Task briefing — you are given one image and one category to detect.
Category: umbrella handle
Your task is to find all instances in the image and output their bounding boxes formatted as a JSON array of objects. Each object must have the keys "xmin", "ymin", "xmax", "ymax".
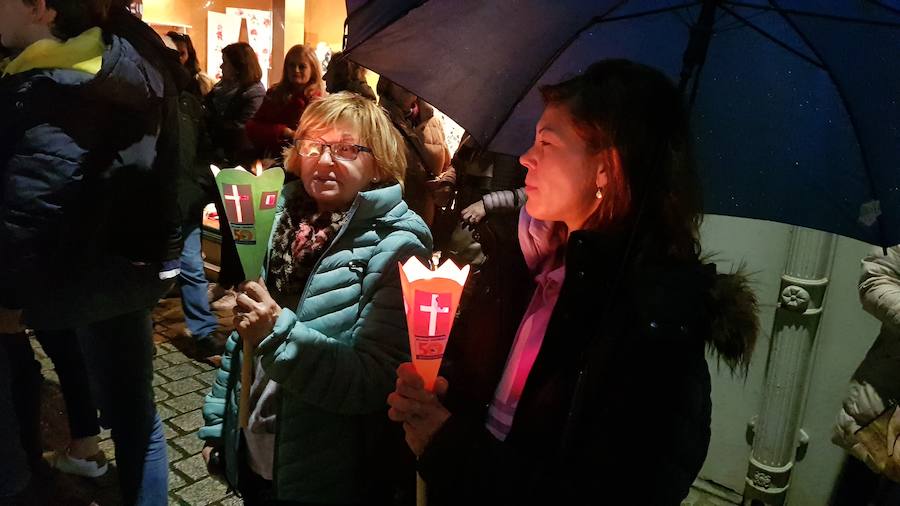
[{"xmin": 239, "ymin": 339, "xmax": 254, "ymax": 429}]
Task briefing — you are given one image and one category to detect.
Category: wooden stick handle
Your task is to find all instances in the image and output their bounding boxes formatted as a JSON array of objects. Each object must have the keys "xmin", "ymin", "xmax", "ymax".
[
  {"xmin": 239, "ymin": 338, "xmax": 253, "ymax": 429},
  {"xmin": 416, "ymin": 471, "xmax": 427, "ymax": 506}
]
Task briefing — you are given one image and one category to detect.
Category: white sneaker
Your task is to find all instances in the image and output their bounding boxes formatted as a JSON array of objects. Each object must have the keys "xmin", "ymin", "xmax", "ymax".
[{"xmin": 45, "ymin": 449, "xmax": 108, "ymax": 478}]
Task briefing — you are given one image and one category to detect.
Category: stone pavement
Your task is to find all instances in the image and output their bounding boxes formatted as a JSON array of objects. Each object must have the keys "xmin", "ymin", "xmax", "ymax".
[{"xmin": 32, "ymin": 294, "xmax": 239, "ymax": 506}]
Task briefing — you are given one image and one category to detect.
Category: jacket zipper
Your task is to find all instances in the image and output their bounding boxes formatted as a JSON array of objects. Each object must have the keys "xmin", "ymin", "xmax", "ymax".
[{"xmin": 271, "ymin": 195, "xmax": 362, "ymax": 494}]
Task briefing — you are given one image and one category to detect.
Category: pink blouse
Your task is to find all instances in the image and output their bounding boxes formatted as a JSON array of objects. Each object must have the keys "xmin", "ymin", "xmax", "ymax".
[{"xmin": 486, "ymin": 210, "xmax": 567, "ymax": 441}]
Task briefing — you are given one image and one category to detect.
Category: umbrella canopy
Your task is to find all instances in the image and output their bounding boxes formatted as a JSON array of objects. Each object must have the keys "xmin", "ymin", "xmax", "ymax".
[{"xmin": 345, "ymin": 0, "xmax": 900, "ymax": 246}]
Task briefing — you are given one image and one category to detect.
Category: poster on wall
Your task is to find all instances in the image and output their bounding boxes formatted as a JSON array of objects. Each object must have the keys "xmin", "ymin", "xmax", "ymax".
[
  {"xmin": 207, "ymin": 11, "xmax": 242, "ymax": 81},
  {"xmin": 225, "ymin": 8, "xmax": 274, "ymax": 86}
]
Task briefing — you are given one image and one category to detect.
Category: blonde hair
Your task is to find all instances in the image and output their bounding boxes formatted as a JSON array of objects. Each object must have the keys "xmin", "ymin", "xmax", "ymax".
[
  {"xmin": 273, "ymin": 44, "xmax": 324, "ymax": 100},
  {"xmin": 285, "ymin": 92, "xmax": 407, "ymax": 188}
]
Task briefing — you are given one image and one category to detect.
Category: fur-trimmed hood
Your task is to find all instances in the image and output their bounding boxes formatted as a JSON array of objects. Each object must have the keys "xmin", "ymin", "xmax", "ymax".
[{"xmin": 631, "ymin": 257, "xmax": 759, "ymax": 373}]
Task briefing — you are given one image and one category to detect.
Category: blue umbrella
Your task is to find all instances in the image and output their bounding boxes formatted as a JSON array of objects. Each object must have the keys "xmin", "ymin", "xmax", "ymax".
[{"xmin": 345, "ymin": 0, "xmax": 900, "ymax": 246}]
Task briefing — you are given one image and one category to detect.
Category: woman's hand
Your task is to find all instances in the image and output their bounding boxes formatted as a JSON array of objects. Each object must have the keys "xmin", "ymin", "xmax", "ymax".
[
  {"xmin": 387, "ymin": 362, "xmax": 451, "ymax": 456},
  {"xmin": 461, "ymin": 200, "xmax": 487, "ymax": 225},
  {"xmin": 233, "ymin": 279, "xmax": 282, "ymax": 347}
]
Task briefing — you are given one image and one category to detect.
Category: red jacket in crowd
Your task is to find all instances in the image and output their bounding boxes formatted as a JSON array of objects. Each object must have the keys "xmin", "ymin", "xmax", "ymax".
[{"xmin": 246, "ymin": 87, "xmax": 322, "ymax": 157}]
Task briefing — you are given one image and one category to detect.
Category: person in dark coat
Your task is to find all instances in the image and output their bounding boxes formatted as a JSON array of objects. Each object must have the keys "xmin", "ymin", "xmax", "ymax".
[
  {"xmin": 387, "ymin": 59, "xmax": 760, "ymax": 505},
  {"xmin": 165, "ymin": 31, "xmax": 214, "ymax": 96},
  {"xmin": 0, "ymin": 1, "xmax": 176, "ymax": 503},
  {"xmin": 377, "ymin": 77, "xmax": 454, "ymax": 227},
  {"xmin": 205, "ymin": 42, "xmax": 266, "ymax": 299},
  {"xmin": 205, "ymin": 41, "xmax": 266, "ymax": 168}
]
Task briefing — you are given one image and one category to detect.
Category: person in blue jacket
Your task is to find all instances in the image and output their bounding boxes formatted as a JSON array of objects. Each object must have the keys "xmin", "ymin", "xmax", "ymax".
[
  {"xmin": 0, "ymin": 1, "xmax": 181, "ymax": 503},
  {"xmin": 199, "ymin": 92, "xmax": 432, "ymax": 504}
]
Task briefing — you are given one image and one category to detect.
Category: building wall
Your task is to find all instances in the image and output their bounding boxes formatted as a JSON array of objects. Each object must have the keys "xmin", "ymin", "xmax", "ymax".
[
  {"xmin": 303, "ymin": 0, "xmax": 346, "ymax": 52},
  {"xmin": 697, "ymin": 215, "xmax": 880, "ymax": 505},
  {"xmin": 144, "ymin": 0, "xmax": 274, "ymax": 76},
  {"xmin": 143, "ymin": 0, "xmax": 344, "ymax": 86}
]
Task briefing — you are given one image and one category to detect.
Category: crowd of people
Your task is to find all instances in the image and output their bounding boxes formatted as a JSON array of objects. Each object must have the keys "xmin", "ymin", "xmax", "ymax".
[{"xmin": 0, "ymin": 1, "xmax": 774, "ymax": 505}]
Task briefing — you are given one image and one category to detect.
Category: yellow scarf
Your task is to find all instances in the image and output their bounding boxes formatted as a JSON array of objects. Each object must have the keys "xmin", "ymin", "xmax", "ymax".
[{"xmin": 4, "ymin": 27, "xmax": 105, "ymax": 77}]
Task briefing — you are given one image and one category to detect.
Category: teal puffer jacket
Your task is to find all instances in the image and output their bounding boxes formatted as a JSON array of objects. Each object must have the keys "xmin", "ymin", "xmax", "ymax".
[{"xmin": 199, "ymin": 182, "xmax": 432, "ymax": 502}]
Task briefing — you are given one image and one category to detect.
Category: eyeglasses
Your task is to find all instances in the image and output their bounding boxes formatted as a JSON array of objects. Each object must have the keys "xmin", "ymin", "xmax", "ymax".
[{"xmin": 294, "ymin": 139, "xmax": 372, "ymax": 161}]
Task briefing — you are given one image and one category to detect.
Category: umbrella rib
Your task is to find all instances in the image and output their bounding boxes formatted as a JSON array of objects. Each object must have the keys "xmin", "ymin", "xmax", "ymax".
[
  {"xmin": 483, "ymin": 0, "xmax": 702, "ymax": 148},
  {"xmin": 594, "ymin": 1, "xmax": 702, "ymax": 24},
  {"xmin": 728, "ymin": 1, "xmax": 900, "ymax": 28},
  {"xmin": 768, "ymin": 0, "xmax": 887, "ymax": 244},
  {"xmin": 718, "ymin": 4, "xmax": 825, "ymax": 69}
]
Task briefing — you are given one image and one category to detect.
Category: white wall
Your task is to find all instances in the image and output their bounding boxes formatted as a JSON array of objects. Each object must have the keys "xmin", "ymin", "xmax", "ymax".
[{"xmin": 696, "ymin": 216, "xmax": 881, "ymax": 505}]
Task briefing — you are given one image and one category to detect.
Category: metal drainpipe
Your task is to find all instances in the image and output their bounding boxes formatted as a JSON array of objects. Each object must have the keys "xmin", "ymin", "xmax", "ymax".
[{"xmin": 742, "ymin": 227, "xmax": 837, "ymax": 505}]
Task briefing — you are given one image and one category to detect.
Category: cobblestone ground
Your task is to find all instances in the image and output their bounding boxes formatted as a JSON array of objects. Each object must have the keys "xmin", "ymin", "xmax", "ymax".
[{"xmin": 32, "ymin": 294, "xmax": 239, "ymax": 506}]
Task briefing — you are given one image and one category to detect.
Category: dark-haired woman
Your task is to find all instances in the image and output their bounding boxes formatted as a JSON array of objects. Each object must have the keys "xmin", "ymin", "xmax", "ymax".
[
  {"xmin": 206, "ymin": 42, "xmax": 266, "ymax": 167},
  {"xmin": 166, "ymin": 31, "xmax": 214, "ymax": 96},
  {"xmin": 205, "ymin": 42, "xmax": 266, "ymax": 299},
  {"xmin": 387, "ymin": 59, "xmax": 760, "ymax": 505}
]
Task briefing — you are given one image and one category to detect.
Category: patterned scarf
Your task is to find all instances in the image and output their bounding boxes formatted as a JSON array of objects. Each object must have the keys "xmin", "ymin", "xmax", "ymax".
[{"xmin": 268, "ymin": 187, "xmax": 349, "ymax": 295}]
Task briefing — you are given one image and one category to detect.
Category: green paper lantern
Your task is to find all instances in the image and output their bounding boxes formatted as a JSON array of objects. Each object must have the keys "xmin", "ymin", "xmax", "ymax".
[{"xmin": 214, "ymin": 166, "xmax": 285, "ymax": 281}]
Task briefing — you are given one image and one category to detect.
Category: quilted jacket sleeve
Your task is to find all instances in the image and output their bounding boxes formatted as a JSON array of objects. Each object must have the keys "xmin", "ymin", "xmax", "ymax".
[
  {"xmin": 199, "ymin": 332, "xmax": 241, "ymax": 442},
  {"xmin": 256, "ymin": 231, "xmax": 429, "ymax": 414},
  {"xmin": 0, "ymin": 125, "xmax": 86, "ymax": 309},
  {"xmin": 859, "ymin": 246, "xmax": 900, "ymax": 329}
]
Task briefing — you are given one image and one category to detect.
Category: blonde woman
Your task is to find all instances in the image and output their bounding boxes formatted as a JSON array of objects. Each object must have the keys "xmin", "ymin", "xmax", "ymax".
[
  {"xmin": 200, "ymin": 92, "xmax": 432, "ymax": 504},
  {"xmin": 247, "ymin": 44, "xmax": 325, "ymax": 159}
]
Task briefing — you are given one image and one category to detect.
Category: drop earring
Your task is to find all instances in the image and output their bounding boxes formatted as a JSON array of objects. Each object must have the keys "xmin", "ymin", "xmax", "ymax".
[{"xmin": 595, "ymin": 188, "xmax": 603, "ymax": 200}]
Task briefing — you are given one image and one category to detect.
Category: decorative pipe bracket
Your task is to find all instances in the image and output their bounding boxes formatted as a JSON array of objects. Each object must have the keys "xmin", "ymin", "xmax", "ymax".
[{"xmin": 780, "ymin": 285, "xmax": 810, "ymax": 312}]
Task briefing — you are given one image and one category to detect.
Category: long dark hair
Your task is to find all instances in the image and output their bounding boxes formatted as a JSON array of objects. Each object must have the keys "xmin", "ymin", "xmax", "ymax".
[
  {"xmin": 222, "ymin": 42, "xmax": 262, "ymax": 88},
  {"xmin": 540, "ymin": 59, "xmax": 702, "ymax": 262},
  {"xmin": 166, "ymin": 31, "xmax": 201, "ymax": 75}
]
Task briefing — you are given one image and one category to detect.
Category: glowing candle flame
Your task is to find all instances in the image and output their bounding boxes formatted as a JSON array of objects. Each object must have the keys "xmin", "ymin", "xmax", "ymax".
[{"xmin": 254, "ymin": 161, "xmax": 264, "ymax": 177}]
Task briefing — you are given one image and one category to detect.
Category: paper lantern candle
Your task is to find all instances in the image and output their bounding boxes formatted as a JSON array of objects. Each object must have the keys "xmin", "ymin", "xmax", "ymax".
[
  {"xmin": 212, "ymin": 163, "xmax": 285, "ymax": 428},
  {"xmin": 398, "ymin": 257, "xmax": 470, "ymax": 391}
]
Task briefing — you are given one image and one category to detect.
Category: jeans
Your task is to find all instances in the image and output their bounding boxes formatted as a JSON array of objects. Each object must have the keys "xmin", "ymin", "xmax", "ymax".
[
  {"xmin": 34, "ymin": 328, "xmax": 100, "ymax": 439},
  {"xmin": 77, "ymin": 308, "xmax": 167, "ymax": 506},
  {"xmin": 0, "ymin": 334, "xmax": 41, "ymax": 497},
  {"xmin": 179, "ymin": 225, "xmax": 219, "ymax": 339}
]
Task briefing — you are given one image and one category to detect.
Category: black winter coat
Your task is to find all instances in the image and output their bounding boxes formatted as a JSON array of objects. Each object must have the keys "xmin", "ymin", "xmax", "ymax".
[
  {"xmin": 419, "ymin": 222, "xmax": 728, "ymax": 505},
  {"xmin": 0, "ymin": 32, "xmax": 170, "ymax": 327}
]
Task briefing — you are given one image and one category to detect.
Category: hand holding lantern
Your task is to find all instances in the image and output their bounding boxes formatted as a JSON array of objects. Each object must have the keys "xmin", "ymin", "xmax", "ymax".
[
  {"xmin": 212, "ymin": 163, "xmax": 285, "ymax": 429},
  {"xmin": 395, "ymin": 257, "xmax": 469, "ymax": 506},
  {"xmin": 387, "ymin": 362, "xmax": 450, "ymax": 456}
]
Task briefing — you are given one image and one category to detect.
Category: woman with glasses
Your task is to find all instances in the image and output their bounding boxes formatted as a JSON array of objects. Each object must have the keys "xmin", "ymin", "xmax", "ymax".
[{"xmin": 200, "ymin": 92, "xmax": 432, "ymax": 505}]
